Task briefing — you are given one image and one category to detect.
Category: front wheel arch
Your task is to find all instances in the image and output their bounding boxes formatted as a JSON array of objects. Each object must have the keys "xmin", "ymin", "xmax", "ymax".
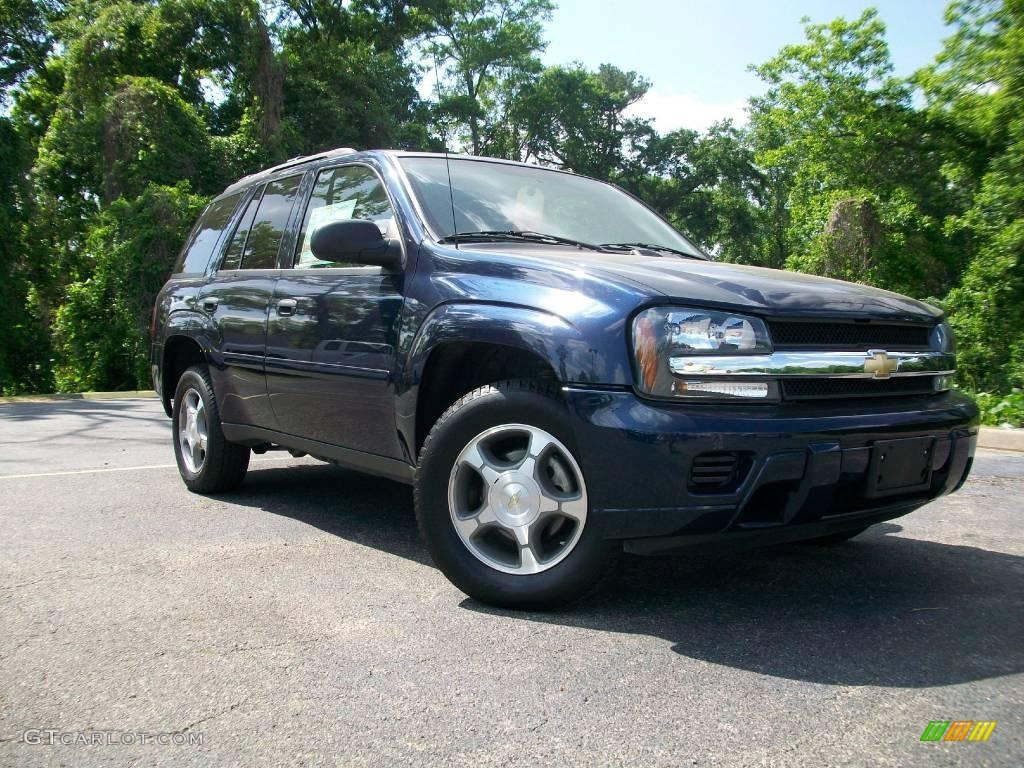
[{"xmin": 414, "ymin": 342, "xmax": 561, "ymax": 457}]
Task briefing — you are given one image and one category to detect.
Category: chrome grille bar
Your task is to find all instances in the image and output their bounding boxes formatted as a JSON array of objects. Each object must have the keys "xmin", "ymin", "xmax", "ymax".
[{"xmin": 669, "ymin": 350, "xmax": 955, "ymax": 380}]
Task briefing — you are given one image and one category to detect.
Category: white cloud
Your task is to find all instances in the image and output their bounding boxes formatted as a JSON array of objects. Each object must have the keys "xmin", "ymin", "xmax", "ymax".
[{"xmin": 627, "ymin": 88, "xmax": 748, "ymax": 133}]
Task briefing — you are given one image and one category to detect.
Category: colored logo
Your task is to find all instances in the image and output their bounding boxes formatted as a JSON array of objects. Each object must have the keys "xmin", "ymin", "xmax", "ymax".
[
  {"xmin": 920, "ymin": 721, "xmax": 997, "ymax": 742},
  {"xmin": 865, "ymin": 350, "xmax": 900, "ymax": 379}
]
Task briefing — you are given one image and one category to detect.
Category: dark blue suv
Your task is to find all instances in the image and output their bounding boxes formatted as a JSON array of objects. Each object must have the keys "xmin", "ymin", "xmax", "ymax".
[{"xmin": 152, "ymin": 148, "xmax": 978, "ymax": 609}]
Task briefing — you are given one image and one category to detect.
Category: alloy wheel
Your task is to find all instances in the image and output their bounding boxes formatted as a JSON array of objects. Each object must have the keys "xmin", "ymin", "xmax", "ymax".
[
  {"xmin": 178, "ymin": 388, "xmax": 209, "ymax": 474},
  {"xmin": 447, "ymin": 423, "xmax": 588, "ymax": 575}
]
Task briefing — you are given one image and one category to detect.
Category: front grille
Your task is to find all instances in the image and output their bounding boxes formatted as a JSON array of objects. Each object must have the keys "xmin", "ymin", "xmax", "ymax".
[
  {"xmin": 782, "ymin": 376, "xmax": 936, "ymax": 401},
  {"xmin": 689, "ymin": 452, "xmax": 751, "ymax": 493},
  {"xmin": 768, "ymin": 321, "xmax": 931, "ymax": 349}
]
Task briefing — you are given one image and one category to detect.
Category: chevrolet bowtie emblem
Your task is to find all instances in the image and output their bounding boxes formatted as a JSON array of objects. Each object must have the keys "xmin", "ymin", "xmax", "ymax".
[{"xmin": 865, "ymin": 350, "xmax": 900, "ymax": 379}]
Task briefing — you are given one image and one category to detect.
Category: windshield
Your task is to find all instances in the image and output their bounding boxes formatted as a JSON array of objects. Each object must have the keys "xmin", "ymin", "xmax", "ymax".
[{"xmin": 399, "ymin": 157, "xmax": 702, "ymax": 257}]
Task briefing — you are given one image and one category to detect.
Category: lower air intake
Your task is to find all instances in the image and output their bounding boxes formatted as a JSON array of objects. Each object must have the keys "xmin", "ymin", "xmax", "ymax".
[{"xmin": 688, "ymin": 452, "xmax": 751, "ymax": 494}]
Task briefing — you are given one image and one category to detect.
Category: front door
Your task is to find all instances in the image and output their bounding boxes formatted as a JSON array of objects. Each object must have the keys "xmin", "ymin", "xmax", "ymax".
[
  {"xmin": 265, "ymin": 164, "xmax": 406, "ymax": 459},
  {"xmin": 198, "ymin": 173, "xmax": 305, "ymax": 429}
]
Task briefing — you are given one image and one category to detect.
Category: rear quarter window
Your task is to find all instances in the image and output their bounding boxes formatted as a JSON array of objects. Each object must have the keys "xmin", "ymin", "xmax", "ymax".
[{"xmin": 173, "ymin": 192, "xmax": 243, "ymax": 274}]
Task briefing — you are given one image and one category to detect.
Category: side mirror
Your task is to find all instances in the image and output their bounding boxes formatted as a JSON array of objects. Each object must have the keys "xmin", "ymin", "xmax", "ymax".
[{"xmin": 310, "ymin": 219, "xmax": 402, "ymax": 268}]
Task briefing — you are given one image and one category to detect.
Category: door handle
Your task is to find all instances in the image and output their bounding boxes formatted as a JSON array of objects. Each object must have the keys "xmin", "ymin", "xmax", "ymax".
[
  {"xmin": 201, "ymin": 297, "xmax": 219, "ymax": 313},
  {"xmin": 276, "ymin": 298, "xmax": 297, "ymax": 316}
]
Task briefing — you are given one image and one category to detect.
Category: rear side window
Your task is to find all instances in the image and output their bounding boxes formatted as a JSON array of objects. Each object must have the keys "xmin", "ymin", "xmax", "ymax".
[
  {"xmin": 220, "ymin": 192, "xmax": 261, "ymax": 271},
  {"xmin": 173, "ymin": 192, "xmax": 243, "ymax": 274},
  {"xmin": 238, "ymin": 174, "xmax": 304, "ymax": 269}
]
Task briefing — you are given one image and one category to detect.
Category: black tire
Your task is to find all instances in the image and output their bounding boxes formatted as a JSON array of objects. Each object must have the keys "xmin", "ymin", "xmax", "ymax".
[
  {"xmin": 799, "ymin": 526, "xmax": 869, "ymax": 546},
  {"xmin": 415, "ymin": 380, "xmax": 617, "ymax": 610},
  {"xmin": 172, "ymin": 364, "xmax": 250, "ymax": 493}
]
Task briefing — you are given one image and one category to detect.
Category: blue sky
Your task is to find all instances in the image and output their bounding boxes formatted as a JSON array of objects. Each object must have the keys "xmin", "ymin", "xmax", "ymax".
[{"xmin": 541, "ymin": 0, "xmax": 953, "ymax": 131}]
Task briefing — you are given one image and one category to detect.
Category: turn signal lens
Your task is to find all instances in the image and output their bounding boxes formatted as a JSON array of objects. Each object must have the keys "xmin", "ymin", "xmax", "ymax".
[{"xmin": 634, "ymin": 312, "xmax": 659, "ymax": 392}]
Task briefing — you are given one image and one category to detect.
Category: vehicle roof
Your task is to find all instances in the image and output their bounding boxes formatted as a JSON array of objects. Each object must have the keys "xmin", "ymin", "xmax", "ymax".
[{"xmin": 215, "ymin": 148, "xmax": 579, "ymax": 200}]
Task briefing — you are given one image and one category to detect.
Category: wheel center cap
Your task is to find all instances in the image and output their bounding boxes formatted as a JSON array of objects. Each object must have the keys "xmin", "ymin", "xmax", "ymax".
[{"xmin": 491, "ymin": 474, "xmax": 541, "ymax": 527}]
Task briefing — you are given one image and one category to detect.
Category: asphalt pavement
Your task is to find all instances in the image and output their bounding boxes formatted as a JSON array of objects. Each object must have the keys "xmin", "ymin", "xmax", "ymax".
[{"xmin": 1, "ymin": 397, "xmax": 1021, "ymax": 766}]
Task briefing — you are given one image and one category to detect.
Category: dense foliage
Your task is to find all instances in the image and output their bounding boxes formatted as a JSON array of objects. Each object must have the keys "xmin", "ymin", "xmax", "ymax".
[{"xmin": 1, "ymin": 1, "xmax": 1021, "ymax": 423}]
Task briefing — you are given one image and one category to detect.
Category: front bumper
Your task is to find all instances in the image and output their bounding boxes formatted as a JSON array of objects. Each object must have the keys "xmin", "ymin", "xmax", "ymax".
[{"xmin": 564, "ymin": 388, "xmax": 978, "ymax": 554}]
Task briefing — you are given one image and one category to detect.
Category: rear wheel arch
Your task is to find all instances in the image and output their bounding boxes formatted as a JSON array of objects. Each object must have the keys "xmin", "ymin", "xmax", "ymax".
[{"xmin": 161, "ymin": 335, "xmax": 207, "ymax": 416}]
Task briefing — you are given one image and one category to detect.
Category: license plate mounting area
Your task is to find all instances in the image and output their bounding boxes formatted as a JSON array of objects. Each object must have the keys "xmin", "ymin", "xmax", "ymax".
[{"xmin": 866, "ymin": 436, "xmax": 935, "ymax": 499}]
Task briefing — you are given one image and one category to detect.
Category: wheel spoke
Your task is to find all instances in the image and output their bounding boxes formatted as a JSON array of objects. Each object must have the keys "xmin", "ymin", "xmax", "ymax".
[
  {"xmin": 453, "ymin": 514, "xmax": 480, "ymax": 539},
  {"xmin": 559, "ymin": 495, "xmax": 587, "ymax": 522},
  {"xmin": 476, "ymin": 505, "xmax": 499, "ymax": 526},
  {"xmin": 537, "ymin": 494, "xmax": 560, "ymax": 514},
  {"xmin": 527, "ymin": 428, "xmax": 555, "ymax": 458},
  {"xmin": 460, "ymin": 443, "xmax": 500, "ymax": 486},
  {"xmin": 518, "ymin": 544, "xmax": 542, "ymax": 574},
  {"xmin": 509, "ymin": 523, "xmax": 531, "ymax": 548},
  {"xmin": 517, "ymin": 455, "xmax": 536, "ymax": 480},
  {"xmin": 455, "ymin": 502, "xmax": 500, "ymax": 538}
]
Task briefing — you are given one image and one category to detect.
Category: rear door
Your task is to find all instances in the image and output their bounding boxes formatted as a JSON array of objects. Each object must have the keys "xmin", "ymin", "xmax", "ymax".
[
  {"xmin": 265, "ymin": 164, "xmax": 406, "ymax": 458},
  {"xmin": 198, "ymin": 173, "xmax": 305, "ymax": 428}
]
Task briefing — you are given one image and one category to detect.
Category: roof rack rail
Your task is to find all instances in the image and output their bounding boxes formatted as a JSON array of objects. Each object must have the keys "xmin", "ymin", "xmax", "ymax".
[{"xmin": 224, "ymin": 147, "xmax": 358, "ymax": 193}]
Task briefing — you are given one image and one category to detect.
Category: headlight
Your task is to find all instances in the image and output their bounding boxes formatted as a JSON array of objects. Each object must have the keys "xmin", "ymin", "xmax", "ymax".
[
  {"xmin": 931, "ymin": 321, "xmax": 955, "ymax": 354},
  {"xmin": 632, "ymin": 307, "xmax": 774, "ymax": 400}
]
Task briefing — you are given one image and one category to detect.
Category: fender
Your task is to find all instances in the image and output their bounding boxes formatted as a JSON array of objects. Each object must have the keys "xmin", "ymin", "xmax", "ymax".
[
  {"xmin": 162, "ymin": 308, "xmax": 234, "ymax": 369},
  {"xmin": 402, "ymin": 301, "xmax": 599, "ymax": 386},
  {"xmin": 161, "ymin": 308, "xmax": 204, "ymax": 339},
  {"xmin": 394, "ymin": 301, "xmax": 626, "ymax": 456},
  {"xmin": 156, "ymin": 310, "xmax": 212, "ymax": 415}
]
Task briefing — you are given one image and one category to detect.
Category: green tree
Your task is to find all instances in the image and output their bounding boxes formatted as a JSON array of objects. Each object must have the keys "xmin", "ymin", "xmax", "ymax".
[
  {"xmin": 277, "ymin": 0, "xmax": 436, "ymax": 154},
  {"xmin": 422, "ymin": 0, "xmax": 553, "ymax": 154},
  {"xmin": 922, "ymin": 0, "xmax": 1024, "ymax": 392},
  {"xmin": 635, "ymin": 121, "xmax": 779, "ymax": 264},
  {"xmin": 0, "ymin": 116, "xmax": 55, "ymax": 394},
  {"xmin": 0, "ymin": 0, "xmax": 62, "ymax": 102},
  {"xmin": 749, "ymin": 10, "xmax": 958, "ymax": 296},
  {"xmin": 514, "ymin": 63, "xmax": 653, "ymax": 179},
  {"xmin": 52, "ymin": 183, "xmax": 205, "ymax": 391}
]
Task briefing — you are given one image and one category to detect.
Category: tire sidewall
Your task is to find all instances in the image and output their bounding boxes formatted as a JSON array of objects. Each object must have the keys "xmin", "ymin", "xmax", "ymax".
[
  {"xmin": 172, "ymin": 367, "xmax": 219, "ymax": 488},
  {"xmin": 416, "ymin": 385, "xmax": 612, "ymax": 609}
]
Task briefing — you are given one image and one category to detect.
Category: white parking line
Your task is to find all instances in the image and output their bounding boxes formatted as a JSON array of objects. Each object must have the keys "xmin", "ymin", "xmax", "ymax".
[{"xmin": 0, "ymin": 455, "xmax": 302, "ymax": 480}]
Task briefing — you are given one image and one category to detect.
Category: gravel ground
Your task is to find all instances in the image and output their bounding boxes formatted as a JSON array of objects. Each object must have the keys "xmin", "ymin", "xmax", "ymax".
[{"xmin": 1, "ymin": 398, "xmax": 1021, "ymax": 767}]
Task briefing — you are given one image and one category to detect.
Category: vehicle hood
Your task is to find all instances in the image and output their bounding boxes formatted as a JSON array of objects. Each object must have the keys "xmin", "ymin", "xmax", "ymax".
[{"xmin": 576, "ymin": 253, "xmax": 942, "ymax": 321}]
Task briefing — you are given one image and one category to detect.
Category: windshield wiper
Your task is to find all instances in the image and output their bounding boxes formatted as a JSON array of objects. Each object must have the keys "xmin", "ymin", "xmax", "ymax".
[
  {"xmin": 600, "ymin": 242, "xmax": 702, "ymax": 259},
  {"xmin": 439, "ymin": 230, "xmax": 607, "ymax": 252}
]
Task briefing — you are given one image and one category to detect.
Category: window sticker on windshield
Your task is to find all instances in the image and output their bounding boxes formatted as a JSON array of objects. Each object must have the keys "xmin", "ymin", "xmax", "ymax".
[{"xmin": 298, "ymin": 200, "xmax": 357, "ymax": 264}]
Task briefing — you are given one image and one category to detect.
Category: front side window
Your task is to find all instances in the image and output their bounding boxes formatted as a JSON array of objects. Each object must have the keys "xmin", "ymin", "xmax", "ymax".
[
  {"xmin": 237, "ymin": 174, "xmax": 304, "ymax": 270},
  {"xmin": 294, "ymin": 165, "xmax": 396, "ymax": 268},
  {"xmin": 399, "ymin": 157, "xmax": 700, "ymax": 257},
  {"xmin": 174, "ymin": 192, "xmax": 243, "ymax": 274}
]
